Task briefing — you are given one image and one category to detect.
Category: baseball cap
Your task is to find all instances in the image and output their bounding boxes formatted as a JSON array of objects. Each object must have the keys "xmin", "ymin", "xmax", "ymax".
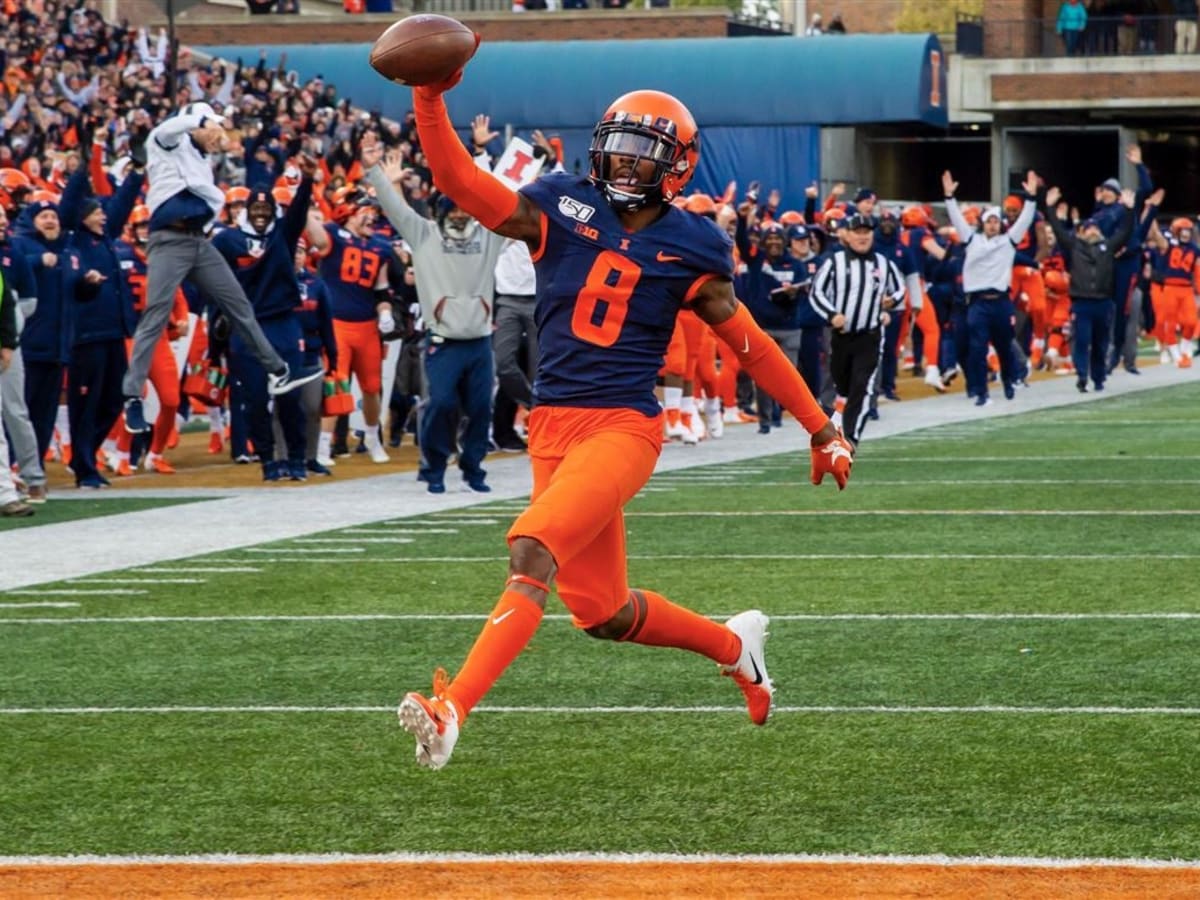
[
  {"xmin": 853, "ymin": 188, "xmax": 876, "ymax": 204},
  {"xmin": 180, "ymin": 101, "xmax": 228, "ymax": 126},
  {"xmin": 1100, "ymin": 178, "xmax": 1122, "ymax": 193},
  {"xmin": 787, "ymin": 224, "xmax": 809, "ymax": 241},
  {"xmin": 1081, "ymin": 217, "xmax": 1101, "ymax": 230}
]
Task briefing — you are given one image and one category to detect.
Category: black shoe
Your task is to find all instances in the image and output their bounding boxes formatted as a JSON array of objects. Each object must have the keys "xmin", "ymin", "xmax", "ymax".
[
  {"xmin": 1124, "ymin": 365, "xmax": 1140, "ymax": 375},
  {"xmin": 331, "ymin": 443, "xmax": 350, "ymax": 458},
  {"xmin": 262, "ymin": 460, "xmax": 285, "ymax": 482},
  {"xmin": 418, "ymin": 471, "xmax": 446, "ymax": 494},
  {"xmin": 1076, "ymin": 380, "xmax": 1088, "ymax": 394},
  {"xmin": 267, "ymin": 363, "xmax": 323, "ymax": 396},
  {"xmin": 883, "ymin": 390, "xmax": 902, "ymax": 401},
  {"xmin": 496, "ymin": 437, "xmax": 527, "ymax": 452},
  {"xmin": 123, "ymin": 397, "xmax": 151, "ymax": 434},
  {"xmin": 464, "ymin": 475, "xmax": 491, "ymax": 493},
  {"xmin": 1003, "ymin": 383, "xmax": 1015, "ymax": 400},
  {"xmin": 287, "ymin": 460, "xmax": 307, "ymax": 481},
  {"xmin": 866, "ymin": 408, "xmax": 880, "ymax": 420},
  {"xmin": 757, "ymin": 423, "xmax": 771, "ymax": 434},
  {"xmin": 306, "ymin": 458, "xmax": 333, "ymax": 476}
]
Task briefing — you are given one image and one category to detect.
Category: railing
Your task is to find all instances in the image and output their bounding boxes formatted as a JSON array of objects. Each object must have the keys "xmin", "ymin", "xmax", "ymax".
[
  {"xmin": 411, "ymin": 0, "xmax": 730, "ymax": 11},
  {"xmin": 970, "ymin": 15, "xmax": 1187, "ymax": 59}
]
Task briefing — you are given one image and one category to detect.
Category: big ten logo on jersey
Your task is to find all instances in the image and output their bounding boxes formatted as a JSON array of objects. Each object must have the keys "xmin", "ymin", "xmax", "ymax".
[
  {"xmin": 492, "ymin": 137, "xmax": 544, "ymax": 190},
  {"xmin": 575, "ymin": 222, "xmax": 599, "ymax": 241},
  {"xmin": 558, "ymin": 195, "xmax": 596, "ymax": 224},
  {"xmin": 339, "ymin": 245, "xmax": 382, "ymax": 288}
]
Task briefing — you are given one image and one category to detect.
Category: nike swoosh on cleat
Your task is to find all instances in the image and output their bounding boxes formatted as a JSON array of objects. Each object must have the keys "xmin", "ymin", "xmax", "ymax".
[
  {"xmin": 492, "ymin": 608, "xmax": 516, "ymax": 626},
  {"xmin": 749, "ymin": 656, "xmax": 764, "ymax": 686},
  {"xmin": 656, "ymin": 251, "xmax": 683, "ymax": 262}
]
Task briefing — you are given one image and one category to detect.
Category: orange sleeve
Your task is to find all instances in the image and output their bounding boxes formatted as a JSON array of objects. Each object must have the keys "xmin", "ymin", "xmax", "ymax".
[
  {"xmin": 412, "ymin": 90, "xmax": 519, "ymax": 231},
  {"xmin": 89, "ymin": 144, "xmax": 114, "ymax": 197},
  {"xmin": 709, "ymin": 302, "xmax": 829, "ymax": 435}
]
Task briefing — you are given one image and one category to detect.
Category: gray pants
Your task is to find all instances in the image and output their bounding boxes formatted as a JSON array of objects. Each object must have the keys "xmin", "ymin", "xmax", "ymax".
[
  {"xmin": 1119, "ymin": 287, "xmax": 1143, "ymax": 368},
  {"xmin": 492, "ymin": 293, "xmax": 537, "ymax": 407},
  {"xmin": 123, "ymin": 230, "xmax": 284, "ymax": 398},
  {"xmin": 273, "ymin": 375, "xmax": 322, "ymax": 460},
  {"xmin": 0, "ymin": 348, "xmax": 46, "ymax": 487},
  {"xmin": 756, "ymin": 328, "xmax": 802, "ymax": 424}
]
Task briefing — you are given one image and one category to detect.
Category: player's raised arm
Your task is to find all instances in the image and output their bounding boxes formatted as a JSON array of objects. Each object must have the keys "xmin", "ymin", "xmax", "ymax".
[
  {"xmin": 690, "ymin": 277, "xmax": 854, "ymax": 489},
  {"xmin": 409, "ymin": 71, "xmax": 542, "ymax": 245}
]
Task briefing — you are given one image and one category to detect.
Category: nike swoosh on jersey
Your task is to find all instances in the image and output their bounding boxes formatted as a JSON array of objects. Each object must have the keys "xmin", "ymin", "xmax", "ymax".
[
  {"xmin": 491, "ymin": 608, "xmax": 516, "ymax": 626},
  {"xmin": 656, "ymin": 251, "xmax": 683, "ymax": 262}
]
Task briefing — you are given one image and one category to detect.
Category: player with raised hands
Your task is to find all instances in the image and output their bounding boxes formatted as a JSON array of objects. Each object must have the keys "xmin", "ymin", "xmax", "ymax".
[{"xmin": 392, "ymin": 53, "xmax": 853, "ymax": 770}]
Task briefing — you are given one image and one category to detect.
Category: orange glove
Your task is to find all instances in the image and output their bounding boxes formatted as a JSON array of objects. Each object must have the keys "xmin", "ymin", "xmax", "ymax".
[{"xmin": 810, "ymin": 433, "xmax": 854, "ymax": 490}]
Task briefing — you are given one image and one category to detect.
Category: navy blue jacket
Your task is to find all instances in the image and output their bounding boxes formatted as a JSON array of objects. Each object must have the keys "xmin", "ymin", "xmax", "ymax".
[
  {"xmin": 60, "ymin": 167, "xmax": 144, "ymax": 345},
  {"xmin": 734, "ymin": 216, "xmax": 807, "ymax": 331},
  {"xmin": 212, "ymin": 176, "xmax": 313, "ymax": 321},
  {"xmin": 295, "ymin": 269, "xmax": 338, "ymax": 371},
  {"xmin": 11, "ymin": 204, "xmax": 92, "ymax": 364}
]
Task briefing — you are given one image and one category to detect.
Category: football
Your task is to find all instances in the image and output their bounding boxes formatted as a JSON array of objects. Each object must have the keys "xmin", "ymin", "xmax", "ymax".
[{"xmin": 368, "ymin": 14, "xmax": 479, "ymax": 87}]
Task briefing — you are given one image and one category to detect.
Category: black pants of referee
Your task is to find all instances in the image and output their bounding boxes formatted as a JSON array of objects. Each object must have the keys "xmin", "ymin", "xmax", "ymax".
[{"xmin": 830, "ymin": 327, "xmax": 884, "ymax": 446}]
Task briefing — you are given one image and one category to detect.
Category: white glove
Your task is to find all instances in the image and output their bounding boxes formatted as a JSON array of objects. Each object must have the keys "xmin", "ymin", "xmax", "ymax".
[{"xmin": 377, "ymin": 310, "xmax": 396, "ymax": 334}]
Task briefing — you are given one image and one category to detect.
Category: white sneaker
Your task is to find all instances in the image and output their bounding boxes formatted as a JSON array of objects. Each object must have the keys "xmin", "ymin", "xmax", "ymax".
[
  {"xmin": 705, "ymin": 410, "xmax": 724, "ymax": 439},
  {"xmin": 681, "ymin": 418, "xmax": 699, "ymax": 445},
  {"xmin": 720, "ymin": 610, "xmax": 773, "ymax": 725},
  {"xmin": 364, "ymin": 432, "xmax": 389, "ymax": 464},
  {"xmin": 398, "ymin": 668, "xmax": 460, "ymax": 770},
  {"xmin": 924, "ymin": 365, "xmax": 946, "ymax": 392},
  {"xmin": 315, "ymin": 454, "xmax": 336, "ymax": 468}
]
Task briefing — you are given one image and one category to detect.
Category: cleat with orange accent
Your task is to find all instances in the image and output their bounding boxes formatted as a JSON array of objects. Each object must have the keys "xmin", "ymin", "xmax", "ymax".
[
  {"xmin": 720, "ymin": 610, "xmax": 774, "ymax": 726},
  {"xmin": 397, "ymin": 667, "xmax": 461, "ymax": 770},
  {"xmin": 208, "ymin": 433, "xmax": 224, "ymax": 455},
  {"xmin": 61, "ymin": 444, "xmax": 72, "ymax": 466},
  {"xmin": 115, "ymin": 459, "xmax": 133, "ymax": 477},
  {"xmin": 145, "ymin": 454, "xmax": 176, "ymax": 474},
  {"xmin": 1179, "ymin": 355, "xmax": 1194, "ymax": 369}
]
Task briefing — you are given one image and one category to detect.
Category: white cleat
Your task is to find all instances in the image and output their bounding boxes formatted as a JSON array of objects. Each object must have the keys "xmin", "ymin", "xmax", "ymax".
[
  {"xmin": 924, "ymin": 365, "xmax": 946, "ymax": 393},
  {"xmin": 705, "ymin": 410, "xmax": 724, "ymax": 439},
  {"xmin": 364, "ymin": 433, "xmax": 390, "ymax": 464},
  {"xmin": 397, "ymin": 669, "xmax": 460, "ymax": 771},
  {"xmin": 720, "ymin": 610, "xmax": 774, "ymax": 725}
]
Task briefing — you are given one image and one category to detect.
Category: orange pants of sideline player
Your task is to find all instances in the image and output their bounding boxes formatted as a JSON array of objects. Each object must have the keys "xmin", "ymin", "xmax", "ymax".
[
  {"xmin": 333, "ymin": 319, "xmax": 383, "ymax": 394},
  {"xmin": 508, "ymin": 405, "xmax": 663, "ymax": 630}
]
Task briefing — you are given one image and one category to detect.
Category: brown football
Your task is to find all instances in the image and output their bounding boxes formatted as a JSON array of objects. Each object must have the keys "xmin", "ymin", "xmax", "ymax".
[{"xmin": 369, "ymin": 14, "xmax": 479, "ymax": 87}]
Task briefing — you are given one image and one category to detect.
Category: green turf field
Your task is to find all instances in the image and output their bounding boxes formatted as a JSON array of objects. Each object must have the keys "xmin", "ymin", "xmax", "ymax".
[
  {"xmin": 3, "ymin": 384, "xmax": 1200, "ymax": 859},
  {"xmin": 0, "ymin": 496, "xmax": 204, "ymax": 531}
]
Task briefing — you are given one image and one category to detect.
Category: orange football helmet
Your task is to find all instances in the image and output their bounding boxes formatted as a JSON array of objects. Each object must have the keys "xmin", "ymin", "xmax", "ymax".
[
  {"xmin": 129, "ymin": 204, "xmax": 151, "ymax": 226},
  {"xmin": 962, "ymin": 205, "xmax": 981, "ymax": 227},
  {"xmin": 1003, "ymin": 194, "xmax": 1023, "ymax": 212},
  {"xmin": 273, "ymin": 186, "xmax": 294, "ymax": 207},
  {"xmin": 1170, "ymin": 217, "xmax": 1193, "ymax": 237},
  {"xmin": 589, "ymin": 89, "xmax": 699, "ymax": 210},
  {"xmin": 225, "ymin": 186, "xmax": 251, "ymax": 206},
  {"xmin": 900, "ymin": 205, "xmax": 926, "ymax": 228},
  {"xmin": 778, "ymin": 210, "xmax": 804, "ymax": 226}
]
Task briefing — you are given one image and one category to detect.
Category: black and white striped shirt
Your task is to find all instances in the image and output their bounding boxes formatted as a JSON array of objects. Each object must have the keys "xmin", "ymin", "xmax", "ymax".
[{"xmin": 810, "ymin": 250, "xmax": 906, "ymax": 334}]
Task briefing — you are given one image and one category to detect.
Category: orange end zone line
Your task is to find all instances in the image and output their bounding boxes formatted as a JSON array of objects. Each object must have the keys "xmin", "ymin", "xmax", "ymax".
[{"xmin": 3, "ymin": 861, "xmax": 1200, "ymax": 899}]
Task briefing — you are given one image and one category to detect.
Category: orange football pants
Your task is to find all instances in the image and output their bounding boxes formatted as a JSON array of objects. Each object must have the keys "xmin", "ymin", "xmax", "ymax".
[
  {"xmin": 1154, "ymin": 282, "xmax": 1199, "ymax": 346},
  {"xmin": 914, "ymin": 290, "xmax": 940, "ymax": 370},
  {"xmin": 660, "ymin": 317, "xmax": 687, "ymax": 378},
  {"xmin": 1012, "ymin": 265, "xmax": 1047, "ymax": 345},
  {"xmin": 507, "ymin": 405, "xmax": 663, "ymax": 629},
  {"xmin": 333, "ymin": 319, "xmax": 383, "ymax": 394},
  {"xmin": 117, "ymin": 335, "xmax": 180, "ymax": 455},
  {"xmin": 1044, "ymin": 291, "xmax": 1072, "ymax": 357}
]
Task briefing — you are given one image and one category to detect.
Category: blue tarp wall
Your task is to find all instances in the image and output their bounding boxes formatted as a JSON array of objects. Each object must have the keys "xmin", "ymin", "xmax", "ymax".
[{"xmin": 199, "ymin": 34, "xmax": 946, "ymax": 213}]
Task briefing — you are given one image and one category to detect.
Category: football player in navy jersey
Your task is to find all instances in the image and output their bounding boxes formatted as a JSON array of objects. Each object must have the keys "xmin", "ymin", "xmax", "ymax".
[{"xmin": 395, "ymin": 66, "xmax": 853, "ymax": 770}]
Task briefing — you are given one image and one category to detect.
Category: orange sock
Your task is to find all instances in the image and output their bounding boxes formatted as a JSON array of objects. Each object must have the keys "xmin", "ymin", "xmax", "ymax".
[
  {"xmin": 619, "ymin": 589, "xmax": 739, "ymax": 666},
  {"xmin": 446, "ymin": 589, "xmax": 543, "ymax": 721}
]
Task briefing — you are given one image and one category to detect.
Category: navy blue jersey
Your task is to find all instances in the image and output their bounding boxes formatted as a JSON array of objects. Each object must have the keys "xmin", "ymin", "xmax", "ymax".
[{"xmin": 521, "ymin": 173, "xmax": 733, "ymax": 417}]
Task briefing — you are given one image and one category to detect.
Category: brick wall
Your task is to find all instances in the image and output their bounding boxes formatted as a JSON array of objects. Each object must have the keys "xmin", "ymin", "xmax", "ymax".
[
  {"xmin": 802, "ymin": 0, "xmax": 905, "ymax": 34},
  {"xmin": 992, "ymin": 70, "xmax": 1200, "ymax": 103},
  {"xmin": 982, "ymin": 0, "xmax": 1047, "ymax": 57},
  {"xmin": 114, "ymin": 4, "xmax": 729, "ymax": 44}
]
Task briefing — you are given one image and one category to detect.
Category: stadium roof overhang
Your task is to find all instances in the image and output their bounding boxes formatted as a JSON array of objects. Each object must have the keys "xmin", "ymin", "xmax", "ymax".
[{"xmin": 198, "ymin": 33, "xmax": 949, "ymax": 130}]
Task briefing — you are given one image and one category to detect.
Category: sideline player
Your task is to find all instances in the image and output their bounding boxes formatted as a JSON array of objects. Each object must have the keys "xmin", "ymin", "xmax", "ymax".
[{"xmin": 395, "ymin": 65, "xmax": 853, "ymax": 770}]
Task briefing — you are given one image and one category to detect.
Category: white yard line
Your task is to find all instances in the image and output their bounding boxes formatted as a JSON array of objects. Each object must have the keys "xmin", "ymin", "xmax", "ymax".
[
  {"xmin": 338, "ymin": 528, "xmax": 460, "ymax": 534},
  {"xmin": 289, "ymin": 537, "xmax": 415, "ymax": 544},
  {"xmin": 0, "ymin": 602, "xmax": 80, "ymax": 609},
  {"xmin": 0, "ymin": 851, "xmax": 1197, "ymax": 868},
  {"xmin": 1, "ymin": 363, "xmax": 1192, "ymax": 589},
  {"xmin": 132, "ymin": 567, "xmax": 261, "ymax": 574},
  {"xmin": 1, "ymin": 704, "xmax": 1197, "ymax": 716},
  {"xmin": 4, "ymin": 589, "xmax": 149, "ymax": 596},
  {"xmin": 3, "ymin": 611, "xmax": 1198, "ymax": 626},
  {"xmin": 68, "ymin": 578, "xmax": 207, "ymax": 585}
]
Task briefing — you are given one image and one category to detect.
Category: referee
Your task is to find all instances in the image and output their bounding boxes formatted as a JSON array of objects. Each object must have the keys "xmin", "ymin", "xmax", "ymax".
[
  {"xmin": 809, "ymin": 213, "xmax": 905, "ymax": 446},
  {"xmin": 942, "ymin": 168, "xmax": 1038, "ymax": 405}
]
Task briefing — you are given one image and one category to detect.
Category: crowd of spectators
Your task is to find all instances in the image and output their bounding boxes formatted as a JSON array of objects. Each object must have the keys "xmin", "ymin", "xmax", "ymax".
[
  {"xmin": 1, "ymin": 0, "xmax": 1196, "ymax": 518},
  {"xmin": 1052, "ymin": 0, "xmax": 1200, "ymax": 56}
]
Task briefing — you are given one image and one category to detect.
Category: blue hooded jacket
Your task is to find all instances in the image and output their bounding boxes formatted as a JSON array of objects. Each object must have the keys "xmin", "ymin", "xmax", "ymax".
[
  {"xmin": 11, "ymin": 200, "xmax": 91, "ymax": 364},
  {"xmin": 59, "ymin": 166, "xmax": 145, "ymax": 345}
]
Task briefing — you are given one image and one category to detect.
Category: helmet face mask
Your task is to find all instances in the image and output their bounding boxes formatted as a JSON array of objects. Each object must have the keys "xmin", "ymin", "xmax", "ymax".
[{"xmin": 588, "ymin": 90, "xmax": 698, "ymax": 214}]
